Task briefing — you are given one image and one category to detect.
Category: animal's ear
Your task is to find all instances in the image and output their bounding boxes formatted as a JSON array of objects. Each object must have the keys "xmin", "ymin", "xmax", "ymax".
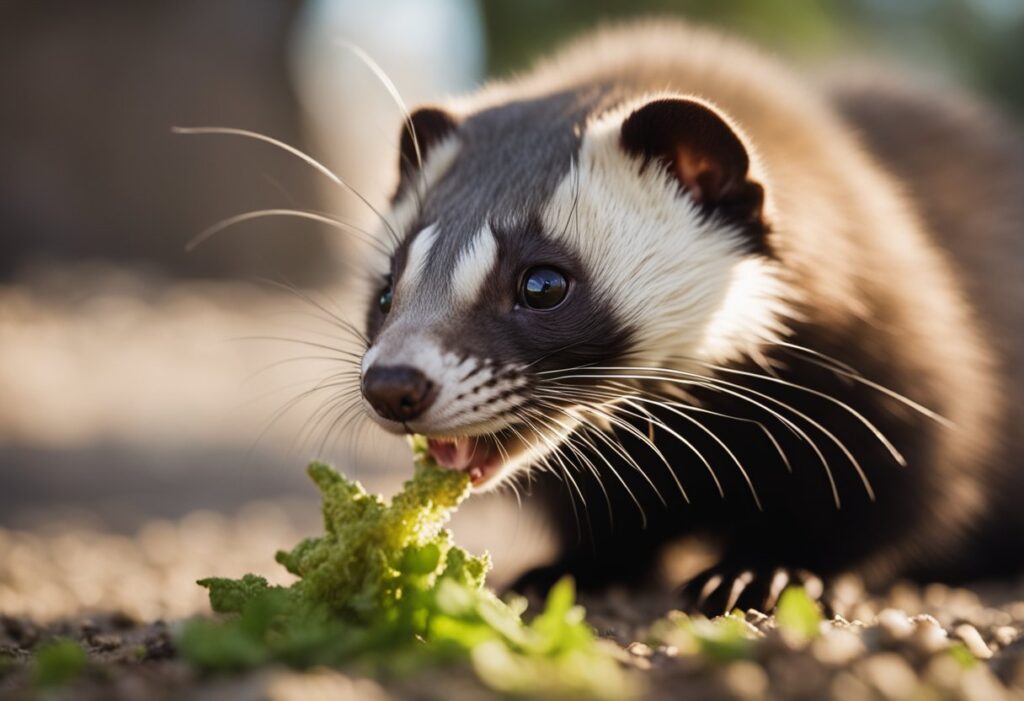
[
  {"xmin": 620, "ymin": 98, "xmax": 768, "ymax": 247},
  {"xmin": 398, "ymin": 107, "xmax": 458, "ymax": 181}
]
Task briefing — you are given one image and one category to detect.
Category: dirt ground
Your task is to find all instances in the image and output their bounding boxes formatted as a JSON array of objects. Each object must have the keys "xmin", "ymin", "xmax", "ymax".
[
  {"xmin": 3, "ymin": 281, "xmax": 1024, "ymax": 699},
  {"xmin": 3, "ymin": 510, "xmax": 1024, "ymax": 701}
]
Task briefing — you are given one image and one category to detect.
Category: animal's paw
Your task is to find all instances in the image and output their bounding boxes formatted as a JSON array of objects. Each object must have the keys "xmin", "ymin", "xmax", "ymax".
[{"xmin": 679, "ymin": 565, "xmax": 826, "ymax": 617}]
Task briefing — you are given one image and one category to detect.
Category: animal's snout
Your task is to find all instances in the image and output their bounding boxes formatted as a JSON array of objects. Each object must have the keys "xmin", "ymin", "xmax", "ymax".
[{"xmin": 362, "ymin": 364, "xmax": 437, "ymax": 423}]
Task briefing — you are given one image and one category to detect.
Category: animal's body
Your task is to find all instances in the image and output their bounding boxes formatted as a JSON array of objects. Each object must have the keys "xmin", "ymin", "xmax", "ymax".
[{"xmin": 356, "ymin": 21, "xmax": 1024, "ymax": 612}]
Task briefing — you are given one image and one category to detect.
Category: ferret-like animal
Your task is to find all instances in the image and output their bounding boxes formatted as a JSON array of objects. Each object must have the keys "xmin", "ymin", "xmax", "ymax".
[{"xmin": 357, "ymin": 21, "xmax": 1024, "ymax": 613}]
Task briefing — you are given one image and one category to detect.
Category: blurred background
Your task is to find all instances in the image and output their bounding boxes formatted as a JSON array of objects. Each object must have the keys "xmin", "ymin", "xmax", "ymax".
[{"xmin": 2, "ymin": 0, "xmax": 1022, "ymax": 621}]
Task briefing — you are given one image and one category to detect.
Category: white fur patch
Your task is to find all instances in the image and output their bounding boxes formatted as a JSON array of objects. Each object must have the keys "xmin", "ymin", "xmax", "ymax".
[
  {"xmin": 387, "ymin": 135, "xmax": 461, "ymax": 237},
  {"xmin": 541, "ymin": 97, "xmax": 792, "ymax": 369},
  {"xmin": 396, "ymin": 224, "xmax": 438, "ymax": 302},
  {"xmin": 370, "ymin": 135, "xmax": 462, "ymax": 276},
  {"xmin": 362, "ymin": 321, "xmax": 527, "ymax": 435},
  {"xmin": 451, "ymin": 224, "xmax": 498, "ymax": 308}
]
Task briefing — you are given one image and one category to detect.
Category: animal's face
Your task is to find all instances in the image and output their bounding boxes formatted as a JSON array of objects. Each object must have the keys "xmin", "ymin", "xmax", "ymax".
[{"xmin": 359, "ymin": 93, "xmax": 787, "ymax": 489}]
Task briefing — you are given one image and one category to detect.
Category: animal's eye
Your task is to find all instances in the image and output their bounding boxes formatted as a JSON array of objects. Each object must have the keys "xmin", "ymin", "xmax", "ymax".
[
  {"xmin": 379, "ymin": 285, "xmax": 393, "ymax": 314},
  {"xmin": 520, "ymin": 267, "xmax": 569, "ymax": 310}
]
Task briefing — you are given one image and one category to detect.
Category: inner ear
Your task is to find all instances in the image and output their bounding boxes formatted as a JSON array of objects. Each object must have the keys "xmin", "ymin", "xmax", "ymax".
[
  {"xmin": 398, "ymin": 107, "xmax": 458, "ymax": 181},
  {"xmin": 619, "ymin": 98, "xmax": 767, "ymax": 246}
]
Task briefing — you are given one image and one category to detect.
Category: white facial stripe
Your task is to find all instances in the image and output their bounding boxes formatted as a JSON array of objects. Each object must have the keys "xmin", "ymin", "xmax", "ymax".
[
  {"xmin": 540, "ymin": 97, "xmax": 791, "ymax": 368},
  {"xmin": 426, "ymin": 373, "xmax": 530, "ymax": 435},
  {"xmin": 451, "ymin": 225, "xmax": 499, "ymax": 308},
  {"xmin": 370, "ymin": 135, "xmax": 462, "ymax": 278},
  {"xmin": 362, "ymin": 322, "xmax": 528, "ymax": 434},
  {"xmin": 397, "ymin": 224, "xmax": 438, "ymax": 299}
]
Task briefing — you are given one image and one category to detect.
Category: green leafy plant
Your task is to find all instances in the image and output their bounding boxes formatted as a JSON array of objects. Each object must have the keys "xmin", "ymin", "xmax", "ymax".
[{"xmin": 179, "ymin": 441, "xmax": 635, "ymax": 699}]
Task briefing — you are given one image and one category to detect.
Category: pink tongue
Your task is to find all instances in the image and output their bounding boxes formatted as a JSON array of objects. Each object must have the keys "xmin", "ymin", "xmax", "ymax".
[{"xmin": 427, "ymin": 437, "xmax": 500, "ymax": 485}]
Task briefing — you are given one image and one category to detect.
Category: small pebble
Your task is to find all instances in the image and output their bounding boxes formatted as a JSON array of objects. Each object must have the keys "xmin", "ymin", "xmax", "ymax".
[
  {"xmin": 812, "ymin": 628, "xmax": 866, "ymax": 665},
  {"xmin": 852, "ymin": 602, "xmax": 877, "ymax": 624},
  {"xmin": 960, "ymin": 665, "xmax": 1009, "ymax": 701},
  {"xmin": 954, "ymin": 623, "xmax": 993, "ymax": 660},
  {"xmin": 830, "ymin": 671, "xmax": 875, "ymax": 701},
  {"xmin": 1008, "ymin": 601, "xmax": 1024, "ymax": 621},
  {"xmin": 888, "ymin": 582, "xmax": 922, "ymax": 614},
  {"xmin": 993, "ymin": 625, "xmax": 1018, "ymax": 648},
  {"xmin": 857, "ymin": 653, "xmax": 919, "ymax": 699},
  {"xmin": 722, "ymin": 660, "xmax": 769, "ymax": 700},
  {"xmin": 744, "ymin": 609, "xmax": 771, "ymax": 634},
  {"xmin": 626, "ymin": 641, "xmax": 652, "ymax": 657},
  {"xmin": 89, "ymin": 633, "xmax": 123, "ymax": 651},
  {"xmin": 877, "ymin": 608, "xmax": 914, "ymax": 641},
  {"xmin": 909, "ymin": 614, "xmax": 949, "ymax": 653},
  {"xmin": 924, "ymin": 653, "xmax": 966, "ymax": 689}
]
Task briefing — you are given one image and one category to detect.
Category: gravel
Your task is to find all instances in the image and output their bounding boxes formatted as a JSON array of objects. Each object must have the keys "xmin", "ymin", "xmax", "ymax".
[{"xmin": 3, "ymin": 510, "xmax": 1024, "ymax": 700}]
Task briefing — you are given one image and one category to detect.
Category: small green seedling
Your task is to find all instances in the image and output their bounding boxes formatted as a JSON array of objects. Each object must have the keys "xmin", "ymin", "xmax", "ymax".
[
  {"xmin": 180, "ymin": 440, "xmax": 635, "ymax": 699},
  {"xmin": 648, "ymin": 610, "xmax": 757, "ymax": 663},
  {"xmin": 774, "ymin": 586, "xmax": 823, "ymax": 644},
  {"xmin": 32, "ymin": 639, "xmax": 88, "ymax": 688}
]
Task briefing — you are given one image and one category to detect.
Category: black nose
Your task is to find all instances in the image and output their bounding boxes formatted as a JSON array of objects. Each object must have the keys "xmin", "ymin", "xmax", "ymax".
[{"xmin": 362, "ymin": 364, "xmax": 437, "ymax": 423}]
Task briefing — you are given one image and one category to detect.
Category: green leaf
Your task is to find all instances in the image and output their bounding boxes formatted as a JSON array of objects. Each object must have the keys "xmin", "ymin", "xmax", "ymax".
[
  {"xmin": 198, "ymin": 574, "xmax": 278, "ymax": 614},
  {"xmin": 775, "ymin": 586, "xmax": 822, "ymax": 642},
  {"xmin": 400, "ymin": 543, "xmax": 441, "ymax": 575}
]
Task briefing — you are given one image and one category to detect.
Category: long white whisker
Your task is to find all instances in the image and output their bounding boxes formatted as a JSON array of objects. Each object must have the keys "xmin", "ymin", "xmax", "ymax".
[
  {"xmin": 779, "ymin": 351, "xmax": 953, "ymax": 428},
  {"xmin": 771, "ymin": 340, "xmax": 861, "ymax": 375},
  {"xmin": 336, "ymin": 40, "xmax": 428, "ymax": 202},
  {"xmin": 258, "ymin": 277, "xmax": 371, "ymax": 346},
  {"xmin": 548, "ymin": 367, "xmax": 882, "ymax": 496},
  {"xmin": 514, "ymin": 412, "xmax": 589, "ymax": 541},
  {"xmin": 541, "ymin": 372, "xmax": 843, "ymax": 507},
  {"xmin": 539, "ymin": 384, "xmax": 724, "ymax": 500},
  {"xmin": 527, "ymin": 402, "xmax": 653, "ymax": 526},
  {"xmin": 184, "ymin": 208, "xmax": 389, "ymax": 255},
  {"xmin": 622, "ymin": 397, "xmax": 762, "ymax": 510},
  {"xmin": 172, "ymin": 126, "xmax": 400, "ymax": 244},
  {"xmin": 595, "ymin": 378, "xmax": 793, "ymax": 474},
  {"xmin": 519, "ymin": 407, "xmax": 615, "ymax": 530},
  {"xmin": 692, "ymin": 360, "xmax": 907, "ymax": 467},
  {"xmin": 534, "ymin": 389, "xmax": 691, "ymax": 502}
]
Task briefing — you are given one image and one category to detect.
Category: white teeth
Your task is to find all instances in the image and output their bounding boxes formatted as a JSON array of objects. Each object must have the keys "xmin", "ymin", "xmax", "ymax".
[{"xmin": 469, "ymin": 467, "xmax": 483, "ymax": 482}]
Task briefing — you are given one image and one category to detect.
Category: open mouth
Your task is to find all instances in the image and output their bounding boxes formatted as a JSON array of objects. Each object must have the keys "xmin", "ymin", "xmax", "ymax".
[{"xmin": 426, "ymin": 430, "xmax": 515, "ymax": 487}]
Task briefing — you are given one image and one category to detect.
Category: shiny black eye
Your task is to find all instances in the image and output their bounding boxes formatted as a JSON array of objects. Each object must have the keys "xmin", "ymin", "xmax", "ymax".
[
  {"xmin": 379, "ymin": 285, "xmax": 393, "ymax": 314},
  {"xmin": 520, "ymin": 266, "xmax": 569, "ymax": 310}
]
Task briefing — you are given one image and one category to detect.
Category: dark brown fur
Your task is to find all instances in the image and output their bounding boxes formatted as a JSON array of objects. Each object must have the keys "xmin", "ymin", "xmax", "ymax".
[{"xmin": 504, "ymin": 26, "xmax": 1024, "ymax": 608}]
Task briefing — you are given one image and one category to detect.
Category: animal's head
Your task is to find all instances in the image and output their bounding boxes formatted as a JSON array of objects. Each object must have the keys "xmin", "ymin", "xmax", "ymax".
[{"xmin": 359, "ymin": 91, "xmax": 789, "ymax": 489}]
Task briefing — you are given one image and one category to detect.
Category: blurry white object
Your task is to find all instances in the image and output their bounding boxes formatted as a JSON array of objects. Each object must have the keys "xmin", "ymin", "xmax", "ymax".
[{"xmin": 289, "ymin": 0, "xmax": 484, "ymax": 243}]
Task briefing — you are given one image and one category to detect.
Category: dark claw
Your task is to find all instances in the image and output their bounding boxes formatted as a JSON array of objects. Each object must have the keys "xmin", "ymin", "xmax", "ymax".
[{"xmin": 680, "ymin": 565, "xmax": 828, "ymax": 616}]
